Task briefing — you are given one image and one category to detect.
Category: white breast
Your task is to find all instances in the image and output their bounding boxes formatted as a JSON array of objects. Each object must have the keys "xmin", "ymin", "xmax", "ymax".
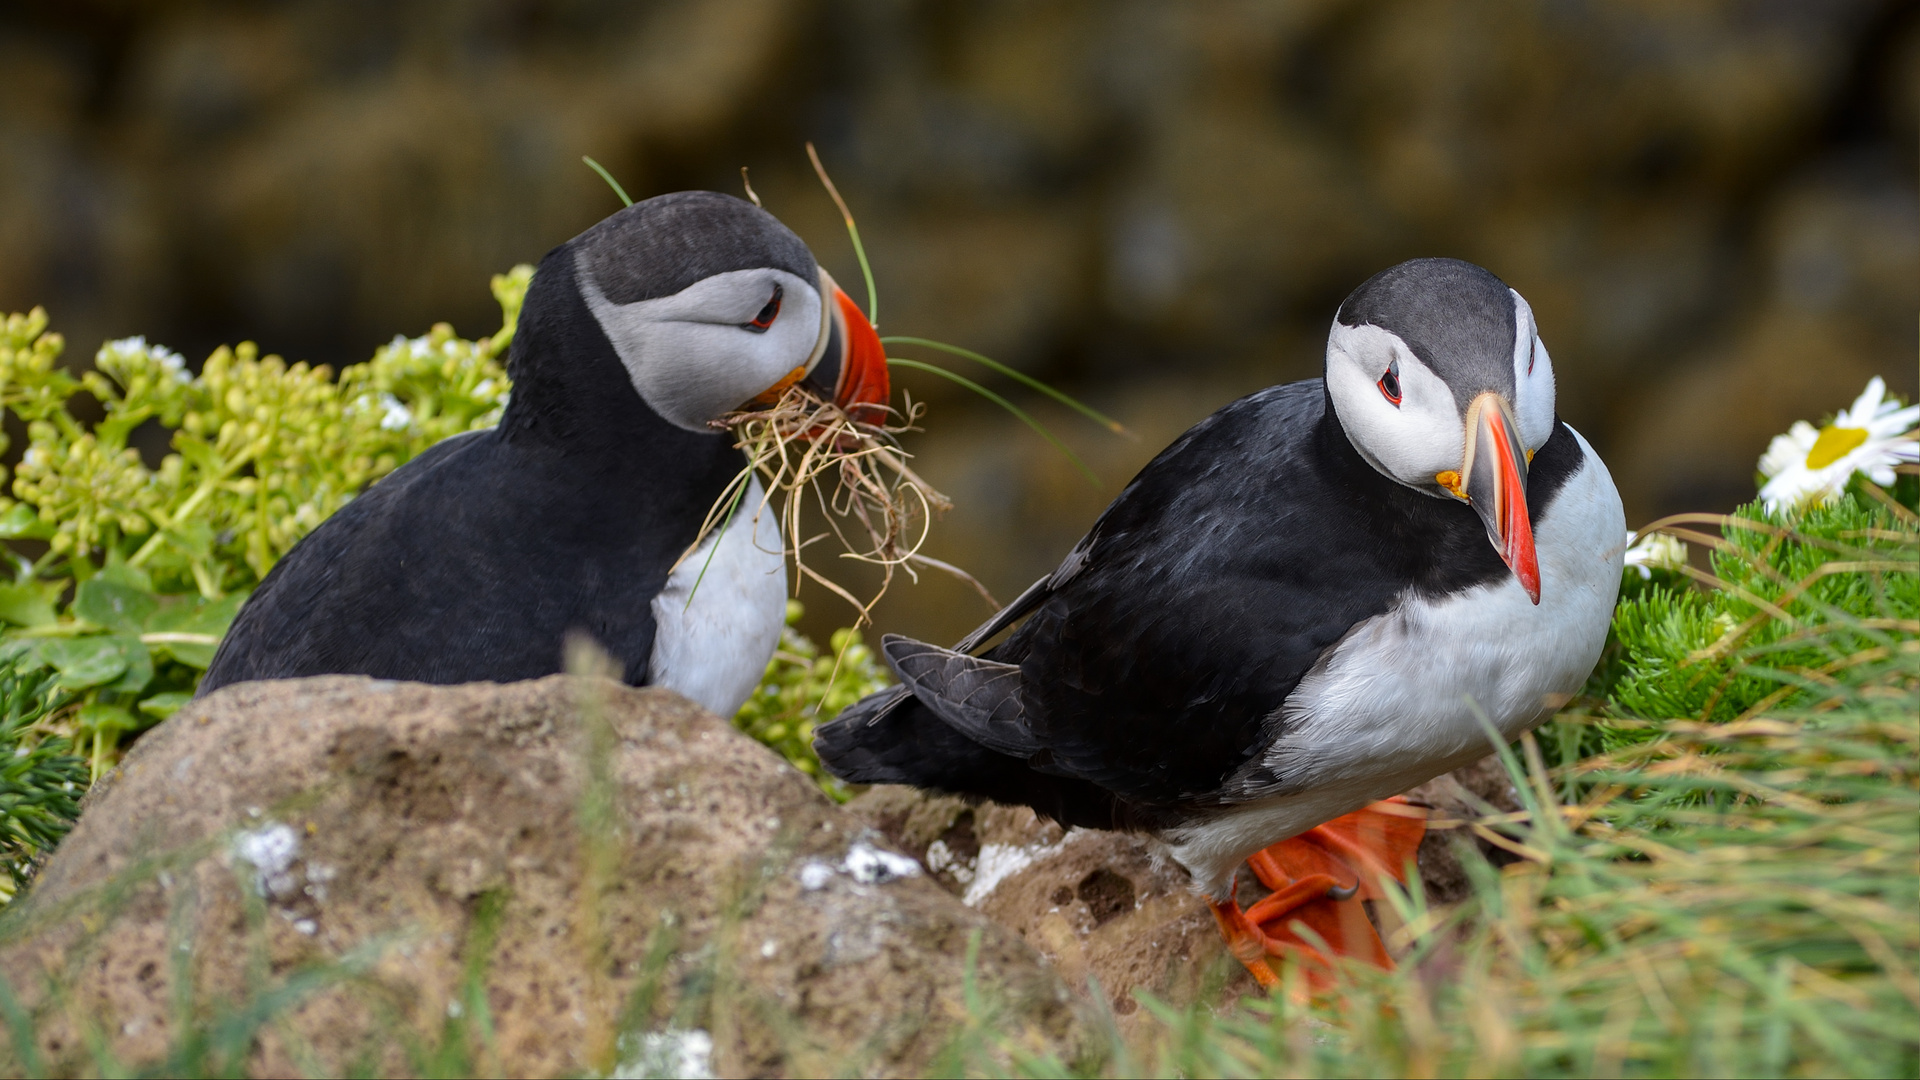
[
  {"xmin": 1164, "ymin": 427, "xmax": 1625, "ymax": 897},
  {"xmin": 648, "ymin": 477, "xmax": 788, "ymax": 717}
]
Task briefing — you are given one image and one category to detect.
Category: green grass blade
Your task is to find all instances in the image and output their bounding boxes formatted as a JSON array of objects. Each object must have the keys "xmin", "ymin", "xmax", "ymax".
[
  {"xmin": 581, "ymin": 156, "xmax": 633, "ymax": 208},
  {"xmin": 806, "ymin": 143, "xmax": 878, "ymax": 327},
  {"xmin": 887, "ymin": 358, "xmax": 1100, "ymax": 488},
  {"xmin": 882, "ymin": 335, "xmax": 1133, "ymax": 439},
  {"xmin": 686, "ymin": 474, "xmax": 751, "ymax": 610}
]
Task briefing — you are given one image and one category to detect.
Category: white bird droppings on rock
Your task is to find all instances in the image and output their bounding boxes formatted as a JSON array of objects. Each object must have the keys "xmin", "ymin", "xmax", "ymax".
[
  {"xmin": 963, "ymin": 840, "xmax": 1065, "ymax": 907},
  {"xmin": 923, "ymin": 839, "xmax": 975, "ymax": 884},
  {"xmin": 616, "ymin": 1027, "xmax": 714, "ymax": 1080},
  {"xmin": 841, "ymin": 841, "xmax": 919, "ymax": 885},
  {"xmin": 799, "ymin": 842, "xmax": 921, "ymax": 890},
  {"xmin": 233, "ymin": 822, "xmax": 300, "ymax": 897},
  {"xmin": 798, "ymin": 861, "xmax": 835, "ymax": 891}
]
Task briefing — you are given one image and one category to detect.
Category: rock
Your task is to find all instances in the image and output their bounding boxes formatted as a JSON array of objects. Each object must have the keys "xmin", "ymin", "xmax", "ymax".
[
  {"xmin": 848, "ymin": 788, "xmax": 1246, "ymax": 1026},
  {"xmin": 0, "ymin": 676, "xmax": 1081, "ymax": 1078},
  {"xmin": 848, "ymin": 754, "xmax": 1532, "ymax": 1023}
]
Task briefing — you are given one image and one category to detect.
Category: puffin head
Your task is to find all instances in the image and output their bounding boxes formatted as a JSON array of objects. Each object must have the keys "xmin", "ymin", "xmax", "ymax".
[
  {"xmin": 565, "ymin": 190, "xmax": 889, "ymax": 432},
  {"xmin": 1323, "ymin": 258, "xmax": 1555, "ymax": 604}
]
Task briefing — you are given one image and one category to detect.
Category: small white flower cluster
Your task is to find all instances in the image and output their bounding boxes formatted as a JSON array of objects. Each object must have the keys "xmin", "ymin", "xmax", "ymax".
[
  {"xmin": 1623, "ymin": 530, "xmax": 1688, "ymax": 579},
  {"xmin": 101, "ymin": 336, "xmax": 191, "ymax": 382},
  {"xmin": 1758, "ymin": 376, "xmax": 1918, "ymax": 512}
]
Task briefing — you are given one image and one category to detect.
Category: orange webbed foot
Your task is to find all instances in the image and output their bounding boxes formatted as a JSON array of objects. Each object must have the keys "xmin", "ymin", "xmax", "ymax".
[{"xmin": 1242, "ymin": 798, "xmax": 1429, "ymax": 976}]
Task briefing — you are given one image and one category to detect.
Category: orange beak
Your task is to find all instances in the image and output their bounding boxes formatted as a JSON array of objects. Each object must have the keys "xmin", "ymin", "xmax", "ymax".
[
  {"xmin": 827, "ymin": 284, "xmax": 890, "ymax": 425},
  {"xmin": 1461, "ymin": 393, "xmax": 1540, "ymax": 604}
]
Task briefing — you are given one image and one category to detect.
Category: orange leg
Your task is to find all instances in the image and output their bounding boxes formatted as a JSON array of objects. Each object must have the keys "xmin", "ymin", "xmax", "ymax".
[{"xmin": 1207, "ymin": 876, "xmax": 1280, "ymax": 989}]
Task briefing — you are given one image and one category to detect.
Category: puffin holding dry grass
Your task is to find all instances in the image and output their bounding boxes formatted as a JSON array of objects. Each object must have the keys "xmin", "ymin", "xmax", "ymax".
[
  {"xmin": 816, "ymin": 258, "xmax": 1625, "ymax": 986},
  {"xmin": 201, "ymin": 192, "xmax": 889, "ymax": 716}
]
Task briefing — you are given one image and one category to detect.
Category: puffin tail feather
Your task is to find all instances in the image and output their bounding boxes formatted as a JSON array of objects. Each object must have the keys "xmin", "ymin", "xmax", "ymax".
[
  {"xmin": 813, "ymin": 636, "xmax": 1132, "ymax": 832},
  {"xmin": 879, "ymin": 634, "xmax": 1042, "ymax": 759},
  {"xmin": 812, "ymin": 685, "xmax": 928, "ymax": 785}
]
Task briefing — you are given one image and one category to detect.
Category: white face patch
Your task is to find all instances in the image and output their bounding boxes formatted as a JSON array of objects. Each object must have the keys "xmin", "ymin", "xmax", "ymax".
[
  {"xmin": 1325, "ymin": 321, "xmax": 1465, "ymax": 495},
  {"xmin": 1509, "ymin": 288, "xmax": 1556, "ymax": 452},
  {"xmin": 578, "ymin": 258, "xmax": 825, "ymax": 433}
]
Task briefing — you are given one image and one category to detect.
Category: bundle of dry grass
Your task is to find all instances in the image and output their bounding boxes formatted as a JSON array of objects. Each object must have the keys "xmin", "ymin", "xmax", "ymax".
[{"xmin": 685, "ymin": 383, "xmax": 990, "ymax": 623}]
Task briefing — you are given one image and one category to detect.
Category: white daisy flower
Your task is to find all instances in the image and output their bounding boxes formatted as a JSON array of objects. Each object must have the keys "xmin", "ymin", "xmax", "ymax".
[
  {"xmin": 1623, "ymin": 529, "xmax": 1688, "ymax": 578},
  {"xmin": 1757, "ymin": 376, "xmax": 1918, "ymax": 512}
]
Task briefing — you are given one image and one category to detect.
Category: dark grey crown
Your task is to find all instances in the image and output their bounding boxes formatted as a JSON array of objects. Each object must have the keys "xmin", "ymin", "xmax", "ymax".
[
  {"xmin": 573, "ymin": 191, "xmax": 817, "ymax": 305},
  {"xmin": 1336, "ymin": 258, "xmax": 1519, "ymax": 408}
]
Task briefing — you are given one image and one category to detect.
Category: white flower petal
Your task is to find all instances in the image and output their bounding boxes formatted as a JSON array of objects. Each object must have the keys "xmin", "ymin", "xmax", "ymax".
[{"xmin": 1839, "ymin": 376, "xmax": 1886, "ymax": 427}]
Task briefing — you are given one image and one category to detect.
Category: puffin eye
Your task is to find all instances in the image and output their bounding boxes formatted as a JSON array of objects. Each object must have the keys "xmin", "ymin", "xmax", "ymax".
[
  {"xmin": 1378, "ymin": 358, "xmax": 1402, "ymax": 406},
  {"xmin": 744, "ymin": 285, "xmax": 782, "ymax": 333}
]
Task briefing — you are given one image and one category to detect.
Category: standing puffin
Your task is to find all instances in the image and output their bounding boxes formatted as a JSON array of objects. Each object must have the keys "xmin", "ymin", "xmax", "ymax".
[
  {"xmin": 199, "ymin": 191, "xmax": 889, "ymax": 715},
  {"xmin": 815, "ymin": 258, "xmax": 1624, "ymax": 984}
]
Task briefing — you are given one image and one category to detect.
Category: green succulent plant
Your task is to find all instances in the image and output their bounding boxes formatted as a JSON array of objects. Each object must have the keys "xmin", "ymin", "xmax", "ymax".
[
  {"xmin": 1600, "ymin": 490, "xmax": 1917, "ymax": 735},
  {"xmin": 0, "ymin": 270, "xmax": 529, "ymax": 777}
]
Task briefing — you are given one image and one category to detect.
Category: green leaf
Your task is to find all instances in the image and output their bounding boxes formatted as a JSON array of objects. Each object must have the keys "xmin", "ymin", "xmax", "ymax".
[
  {"xmin": 145, "ymin": 592, "xmax": 246, "ymax": 668},
  {"xmin": 76, "ymin": 702, "xmax": 138, "ymax": 738},
  {"xmin": 38, "ymin": 636, "xmax": 129, "ymax": 690},
  {"xmin": 106, "ymin": 634, "xmax": 154, "ymax": 694},
  {"xmin": 74, "ymin": 578, "xmax": 158, "ymax": 634},
  {"xmin": 0, "ymin": 504, "xmax": 52, "ymax": 540},
  {"xmin": 137, "ymin": 691, "xmax": 192, "ymax": 721},
  {"xmin": 0, "ymin": 581, "xmax": 61, "ymax": 628},
  {"xmin": 0, "ymin": 640, "xmax": 41, "ymax": 669},
  {"xmin": 95, "ymin": 560, "xmax": 155, "ymax": 595}
]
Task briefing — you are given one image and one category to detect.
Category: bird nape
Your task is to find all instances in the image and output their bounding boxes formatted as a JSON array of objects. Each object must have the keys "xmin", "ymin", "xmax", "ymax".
[{"xmin": 815, "ymin": 257, "xmax": 1625, "ymax": 988}]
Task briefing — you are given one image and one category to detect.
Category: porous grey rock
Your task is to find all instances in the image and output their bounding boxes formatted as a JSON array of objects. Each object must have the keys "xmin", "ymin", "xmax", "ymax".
[
  {"xmin": 849, "ymin": 788, "xmax": 1252, "ymax": 1028},
  {"xmin": 0, "ymin": 676, "xmax": 1081, "ymax": 1078}
]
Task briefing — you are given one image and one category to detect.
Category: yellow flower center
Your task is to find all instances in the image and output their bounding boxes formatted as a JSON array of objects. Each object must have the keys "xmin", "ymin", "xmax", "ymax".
[{"xmin": 1805, "ymin": 425, "xmax": 1869, "ymax": 469}]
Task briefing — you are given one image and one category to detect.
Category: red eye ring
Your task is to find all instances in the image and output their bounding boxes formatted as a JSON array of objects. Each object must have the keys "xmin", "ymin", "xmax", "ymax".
[
  {"xmin": 1378, "ymin": 358, "xmax": 1402, "ymax": 406},
  {"xmin": 745, "ymin": 285, "xmax": 782, "ymax": 333}
]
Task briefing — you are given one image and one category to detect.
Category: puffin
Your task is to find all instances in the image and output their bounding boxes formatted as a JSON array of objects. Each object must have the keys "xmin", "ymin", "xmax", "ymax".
[
  {"xmin": 814, "ymin": 257, "xmax": 1624, "ymax": 985},
  {"xmin": 199, "ymin": 191, "xmax": 889, "ymax": 715}
]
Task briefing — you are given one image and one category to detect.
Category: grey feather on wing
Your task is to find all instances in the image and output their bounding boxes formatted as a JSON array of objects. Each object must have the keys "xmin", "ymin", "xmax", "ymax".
[{"xmin": 881, "ymin": 634, "xmax": 1040, "ymax": 757}]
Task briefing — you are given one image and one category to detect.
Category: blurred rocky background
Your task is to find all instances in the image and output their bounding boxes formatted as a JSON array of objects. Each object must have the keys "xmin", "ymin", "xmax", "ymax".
[{"xmin": 1, "ymin": 0, "xmax": 1914, "ymax": 646}]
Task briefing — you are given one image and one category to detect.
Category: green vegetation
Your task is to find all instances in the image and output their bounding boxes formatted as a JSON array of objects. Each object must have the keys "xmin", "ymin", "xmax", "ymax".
[
  {"xmin": 0, "ymin": 277, "xmax": 525, "ymax": 784},
  {"xmin": 1608, "ymin": 498, "xmax": 1914, "ymax": 720},
  {"xmin": 0, "ymin": 666, "xmax": 84, "ymax": 899},
  {"xmin": 1087, "ymin": 649, "xmax": 1916, "ymax": 1078},
  {"xmin": 732, "ymin": 600, "xmax": 891, "ymax": 803}
]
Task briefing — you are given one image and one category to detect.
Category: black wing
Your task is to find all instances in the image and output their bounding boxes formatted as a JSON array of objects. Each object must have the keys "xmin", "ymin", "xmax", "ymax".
[{"xmin": 198, "ymin": 421, "xmax": 739, "ymax": 695}]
